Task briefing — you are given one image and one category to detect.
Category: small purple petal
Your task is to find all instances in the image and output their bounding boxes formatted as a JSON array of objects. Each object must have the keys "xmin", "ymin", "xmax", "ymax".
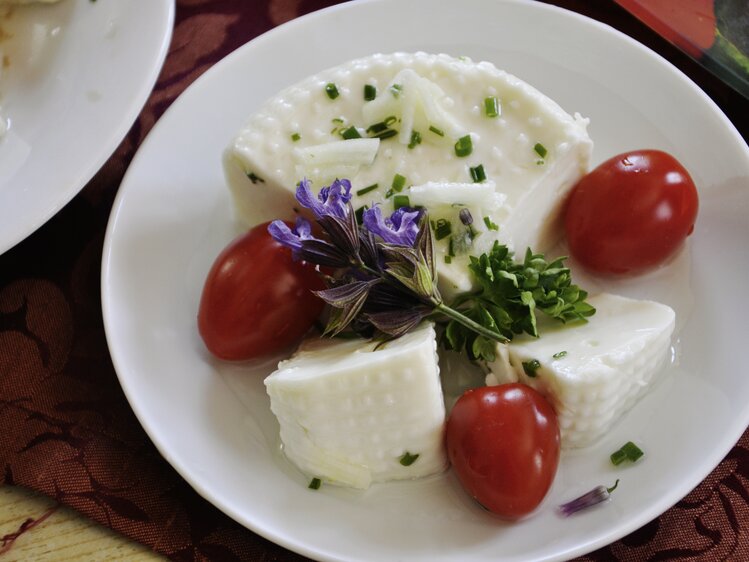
[
  {"xmin": 363, "ymin": 205, "xmax": 423, "ymax": 247},
  {"xmin": 557, "ymin": 480, "xmax": 619, "ymax": 517},
  {"xmin": 268, "ymin": 217, "xmax": 315, "ymax": 256},
  {"xmin": 295, "ymin": 178, "xmax": 353, "ymax": 220}
]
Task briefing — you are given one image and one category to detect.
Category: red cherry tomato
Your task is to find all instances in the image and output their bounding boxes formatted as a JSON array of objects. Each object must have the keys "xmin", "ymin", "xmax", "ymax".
[
  {"xmin": 198, "ymin": 222, "xmax": 325, "ymax": 361},
  {"xmin": 446, "ymin": 384, "xmax": 560, "ymax": 519},
  {"xmin": 564, "ymin": 150, "xmax": 699, "ymax": 275}
]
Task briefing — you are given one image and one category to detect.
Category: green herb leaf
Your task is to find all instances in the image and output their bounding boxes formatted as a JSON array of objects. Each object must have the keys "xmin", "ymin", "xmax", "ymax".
[
  {"xmin": 610, "ymin": 442, "xmax": 644, "ymax": 466},
  {"xmin": 455, "ymin": 135, "xmax": 473, "ymax": 157},
  {"xmin": 408, "ymin": 130, "xmax": 422, "ymax": 149},
  {"xmin": 309, "ymin": 477, "xmax": 322, "ymax": 490},
  {"xmin": 325, "ymin": 83, "xmax": 340, "ymax": 100},
  {"xmin": 364, "ymin": 84, "xmax": 377, "ymax": 101},
  {"xmin": 522, "ymin": 359, "xmax": 541, "ymax": 377},
  {"xmin": 484, "ymin": 96, "xmax": 500, "ymax": 118},
  {"xmin": 483, "ymin": 216, "xmax": 499, "ymax": 231},
  {"xmin": 399, "ymin": 452, "xmax": 419, "ymax": 466},
  {"xmin": 534, "ymin": 142, "xmax": 547, "ymax": 158}
]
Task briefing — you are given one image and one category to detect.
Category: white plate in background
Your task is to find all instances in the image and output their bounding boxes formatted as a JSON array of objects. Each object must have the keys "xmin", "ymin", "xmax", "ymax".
[
  {"xmin": 102, "ymin": 0, "xmax": 749, "ymax": 560},
  {"xmin": 0, "ymin": 0, "xmax": 174, "ymax": 254}
]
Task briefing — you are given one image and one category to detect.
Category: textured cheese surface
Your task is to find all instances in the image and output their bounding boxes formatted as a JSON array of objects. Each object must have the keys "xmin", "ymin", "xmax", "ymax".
[
  {"xmin": 225, "ymin": 52, "xmax": 592, "ymax": 297},
  {"xmin": 265, "ymin": 322, "xmax": 446, "ymax": 489},
  {"xmin": 487, "ymin": 293, "xmax": 675, "ymax": 448}
]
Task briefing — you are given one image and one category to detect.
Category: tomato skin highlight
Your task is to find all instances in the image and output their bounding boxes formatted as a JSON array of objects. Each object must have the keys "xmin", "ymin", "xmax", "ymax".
[
  {"xmin": 446, "ymin": 384, "xmax": 560, "ymax": 519},
  {"xmin": 198, "ymin": 222, "xmax": 325, "ymax": 361},
  {"xmin": 564, "ymin": 150, "xmax": 699, "ymax": 276}
]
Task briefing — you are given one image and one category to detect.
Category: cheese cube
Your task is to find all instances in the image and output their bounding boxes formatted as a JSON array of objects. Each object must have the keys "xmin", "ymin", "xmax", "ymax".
[{"xmin": 265, "ymin": 322, "xmax": 447, "ymax": 489}]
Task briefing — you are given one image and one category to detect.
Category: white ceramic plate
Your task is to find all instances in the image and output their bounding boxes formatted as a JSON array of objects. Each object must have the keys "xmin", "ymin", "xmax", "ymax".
[
  {"xmin": 102, "ymin": 1, "xmax": 749, "ymax": 560},
  {"xmin": 0, "ymin": 0, "xmax": 174, "ymax": 254}
]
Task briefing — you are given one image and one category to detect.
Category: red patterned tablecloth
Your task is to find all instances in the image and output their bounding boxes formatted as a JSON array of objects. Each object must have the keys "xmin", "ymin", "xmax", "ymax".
[{"xmin": 1, "ymin": 1, "xmax": 747, "ymax": 560}]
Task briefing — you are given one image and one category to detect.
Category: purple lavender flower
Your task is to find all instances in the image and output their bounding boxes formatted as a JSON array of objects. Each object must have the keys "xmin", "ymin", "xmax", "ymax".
[
  {"xmin": 267, "ymin": 217, "xmax": 317, "ymax": 256},
  {"xmin": 557, "ymin": 480, "xmax": 619, "ymax": 517},
  {"xmin": 296, "ymin": 178, "xmax": 353, "ymax": 220},
  {"xmin": 362, "ymin": 205, "xmax": 423, "ymax": 247}
]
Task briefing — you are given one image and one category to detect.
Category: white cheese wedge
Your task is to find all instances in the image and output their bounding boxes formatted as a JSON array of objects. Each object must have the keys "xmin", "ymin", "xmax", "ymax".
[
  {"xmin": 265, "ymin": 322, "xmax": 447, "ymax": 489},
  {"xmin": 486, "ymin": 293, "xmax": 675, "ymax": 448},
  {"xmin": 224, "ymin": 52, "xmax": 592, "ymax": 297}
]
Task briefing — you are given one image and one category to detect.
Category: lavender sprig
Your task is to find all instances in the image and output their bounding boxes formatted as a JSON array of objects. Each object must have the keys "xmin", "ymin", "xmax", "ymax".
[{"xmin": 557, "ymin": 480, "xmax": 620, "ymax": 517}]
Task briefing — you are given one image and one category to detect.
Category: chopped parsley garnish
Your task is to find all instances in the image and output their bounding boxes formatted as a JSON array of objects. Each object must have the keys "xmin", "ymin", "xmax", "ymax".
[
  {"xmin": 434, "ymin": 219, "xmax": 452, "ymax": 240},
  {"xmin": 408, "ymin": 130, "xmax": 422, "ymax": 149},
  {"xmin": 484, "ymin": 96, "xmax": 500, "ymax": 118},
  {"xmin": 393, "ymin": 195, "xmax": 410, "ymax": 210},
  {"xmin": 356, "ymin": 183, "xmax": 379, "ymax": 196},
  {"xmin": 534, "ymin": 142, "xmax": 548, "ymax": 158},
  {"xmin": 391, "ymin": 174, "xmax": 407, "ymax": 192},
  {"xmin": 428, "ymin": 125, "xmax": 445, "ymax": 137},
  {"xmin": 246, "ymin": 172, "xmax": 264, "ymax": 184},
  {"xmin": 325, "ymin": 83, "xmax": 340, "ymax": 99},
  {"xmin": 399, "ymin": 452, "xmax": 419, "ymax": 466},
  {"xmin": 483, "ymin": 216, "xmax": 498, "ymax": 231},
  {"xmin": 455, "ymin": 135, "xmax": 473, "ymax": 157},
  {"xmin": 522, "ymin": 359, "xmax": 541, "ymax": 377},
  {"xmin": 470, "ymin": 164, "xmax": 486, "ymax": 183},
  {"xmin": 308, "ymin": 477, "xmax": 322, "ymax": 490},
  {"xmin": 364, "ymin": 84, "xmax": 377, "ymax": 101},
  {"xmin": 553, "ymin": 351, "xmax": 568, "ymax": 359},
  {"xmin": 610, "ymin": 442, "xmax": 644, "ymax": 466},
  {"xmin": 340, "ymin": 126, "xmax": 362, "ymax": 139}
]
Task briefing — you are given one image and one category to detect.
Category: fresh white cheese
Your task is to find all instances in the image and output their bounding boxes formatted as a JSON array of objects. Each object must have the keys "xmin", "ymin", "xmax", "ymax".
[
  {"xmin": 264, "ymin": 322, "xmax": 447, "ymax": 489},
  {"xmin": 224, "ymin": 52, "xmax": 592, "ymax": 297},
  {"xmin": 486, "ymin": 293, "xmax": 675, "ymax": 448}
]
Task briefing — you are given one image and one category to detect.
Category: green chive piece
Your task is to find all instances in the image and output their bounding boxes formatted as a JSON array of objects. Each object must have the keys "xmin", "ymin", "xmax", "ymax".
[
  {"xmin": 444, "ymin": 255, "xmax": 452, "ymax": 264},
  {"xmin": 408, "ymin": 130, "xmax": 422, "ymax": 149},
  {"xmin": 470, "ymin": 164, "xmax": 486, "ymax": 183},
  {"xmin": 522, "ymin": 359, "xmax": 541, "ymax": 377},
  {"xmin": 390, "ymin": 83, "xmax": 403, "ymax": 98},
  {"xmin": 308, "ymin": 477, "xmax": 322, "ymax": 490},
  {"xmin": 610, "ymin": 442, "xmax": 644, "ymax": 466},
  {"xmin": 392, "ymin": 174, "xmax": 407, "ymax": 192},
  {"xmin": 483, "ymin": 216, "xmax": 499, "ymax": 231},
  {"xmin": 553, "ymin": 351, "xmax": 568, "ymax": 359},
  {"xmin": 455, "ymin": 135, "xmax": 473, "ymax": 157},
  {"xmin": 355, "ymin": 205, "xmax": 368, "ymax": 225},
  {"xmin": 393, "ymin": 195, "xmax": 410, "ymax": 210},
  {"xmin": 246, "ymin": 172, "xmax": 264, "ymax": 184},
  {"xmin": 290, "ymin": 132, "xmax": 301, "ymax": 142},
  {"xmin": 534, "ymin": 142, "xmax": 548, "ymax": 158},
  {"xmin": 341, "ymin": 126, "xmax": 362, "ymax": 139},
  {"xmin": 331, "ymin": 117, "xmax": 344, "ymax": 124},
  {"xmin": 364, "ymin": 84, "xmax": 376, "ymax": 101},
  {"xmin": 434, "ymin": 219, "xmax": 452, "ymax": 241},
  {"xmin": 399, "ymin": 452, "xmax": 419, "ymax": 466},
  {"xmin": 356, "ymin": 183, "xmax": 379, "ymax": 197},
  {"xmin": 448, "ymin": 237, "xmax": 455, "ymax": 257},
  {"xmin": 385, "ymin": 188, "xmax": 394, "ymax": 198},
  {"xmin": 428, "ymin": 125, "xmax": 445, "ymax": 137},
  {"xmin": 484, "ymin": 96, "xmax": 500, "ymax": 118},
  {"xmin": 325, "ymin": 83, "xmax": 339, "ymax": 99}
]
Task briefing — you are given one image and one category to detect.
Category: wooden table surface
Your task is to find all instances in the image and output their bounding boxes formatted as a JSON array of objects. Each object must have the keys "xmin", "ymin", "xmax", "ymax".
[{"xmin": 0, "ymin": 485, "xmax": 161, "ymax": 561}]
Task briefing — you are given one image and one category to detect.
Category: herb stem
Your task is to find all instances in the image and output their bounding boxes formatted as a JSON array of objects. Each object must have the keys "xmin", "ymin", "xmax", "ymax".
[{"xmin": 433, "ymin": 303, "xmax": 508, "ymax": 343}]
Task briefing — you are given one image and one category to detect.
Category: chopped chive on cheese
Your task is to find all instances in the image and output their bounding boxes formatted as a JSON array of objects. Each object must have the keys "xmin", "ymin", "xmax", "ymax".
[
  {"xmin": 375, "ymin": 129, "xmax": 398, "ymax": 140},
  {"xmin": 308, "ymin": 477, "xmax": 322, "ymax": 490},
  {"xmin": 522, "ymin": 359, "xmax": 541, "ymax": 377},
  {"xmin": 470, "ymin": 164, "xmax": 486, "ymax": 183},
  {"xmin": 385, "ymin": 188, "xmax": 394, "ymax": 198},
  {"xmin": 553, "ymin": 351, "xmax": 568, "ymax": 359},
  {"xmin": 483, "ymin": 216, "xmax": 499, "ymax": 231},
  {"xmin": 444, "ymin": 255, "xmax": 452, "ymax": 264},
  {"xmin": 408, "ymin": 130, "xmax": 422, "ymax": 149},
  {"xmin": 393, "ymin": 195, "xmax": 410, "ymax": 209},
  {"xmin": 484, "ymin": 96, "xmax": 500, "ymax": 118},
  {"xmin": 610, "ymin": 442, "xmax": 644, "ymax": 466},
  {"xmin": 434, "ymin": 219, "xmax": 452, "ymax": 240},
  {"xmin": 454, "ymin": 135, "xmax": 473, "ymax": 157},
  {"xmin": 355, "ymin": 205, "xmax": 368, "ymax": 225},
  {"xmin": 356, "ymin": 183, "xmax": 379, "ymax": 196},
  {"xmin": 390, "ymin": 83, "xmax": 403, "ymax": 97},
  {"xmin": 340, "ymin": 126, "xmax": 362, "ymax": 139},
  {"xmin": 246, "ymin": 172, "xmax": 265, "ymax": 184},
  {"xmin": 290, "ymin": 132, "xmax": 301, "ymax": 142},
  {"xmin": 364, "ymin": 84, "xmax": 377, "ymax": 101},
  {"xmin": 428, "ymin": 125, "xmax": 444, "ymax": 137},
  {"xmin": 392, "ymin": 173, "xmax": 407, "ymax": 192},
  {"xmin": 325, "ymin": 83, "xmax": 340, "ymax": 99},
  {"xmin": 331, "ymin": 117, "xmax": 344, "ymax": 124},
  {"xmin": 534, "ymin": 142, "xmax": 548, "ymax": 158},
  {"xmin": 448, "ymin": 237, "xmax": 455, "ymax": 257},
  {"xmin": 399, "ymin": 452, "xmax": 420, "ymax": 467}
]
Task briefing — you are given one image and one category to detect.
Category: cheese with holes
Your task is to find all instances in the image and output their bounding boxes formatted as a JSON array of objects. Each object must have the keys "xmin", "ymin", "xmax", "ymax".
[
  {"xmin": 224, "ymin": 52, "xmax": 592, "ymax": 297},
  {"xmin": 486, "ymin": 293, "xmax": 675, "ymax": 448},
  {"xmin": 265, "ymin": 322, "xmax": 446, "ymax": 489}
]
